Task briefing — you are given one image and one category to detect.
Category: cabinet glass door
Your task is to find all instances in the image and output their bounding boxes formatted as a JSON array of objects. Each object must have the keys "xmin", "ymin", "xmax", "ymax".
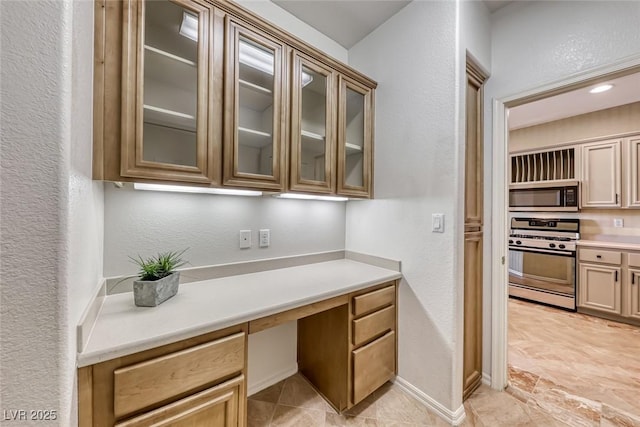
[
  {"xmin": 121, "ymin": 0, "xmax": 214, "ymax": 183},
  {"xmin": 338, "ymin": 77, "xmax": 373, "ymax": 197},
  {"xmin": 224, "ymin": 20, "xmax": 285, "ymax": 190},
  {"xmin": 290, "ymin": 53, "xmax": 335, "ymax": 193}
]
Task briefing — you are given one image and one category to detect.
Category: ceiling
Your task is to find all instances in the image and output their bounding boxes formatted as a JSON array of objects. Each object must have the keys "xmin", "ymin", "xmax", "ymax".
[{"xmin": 509, "ymin": 72, "xmax": 640, "ymax": 130}]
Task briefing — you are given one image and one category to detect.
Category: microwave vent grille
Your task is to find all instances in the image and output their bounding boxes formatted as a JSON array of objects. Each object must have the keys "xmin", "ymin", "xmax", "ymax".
[{"xmin": 511, "ymin": 148, "xmax": 575, "ymax": 183}]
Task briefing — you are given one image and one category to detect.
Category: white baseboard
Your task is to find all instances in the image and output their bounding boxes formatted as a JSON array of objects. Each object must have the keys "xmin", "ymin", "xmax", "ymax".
[
  {"xmin": 247, "ymin": 364, "xmax": 298, "ymax": 397},
  {"xmin": 482, "ymin": 372, "xmax": 491, "ymax": 386},
  {"xmin": 393, "ymin": 376, "xmax": 466, "ymax": 426}
]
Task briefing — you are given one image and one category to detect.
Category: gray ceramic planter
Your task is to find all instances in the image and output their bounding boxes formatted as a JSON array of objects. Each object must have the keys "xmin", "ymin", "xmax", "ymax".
[{"xmin": 133, "ymin": 272, "xmax": 180, "ymax": 307}]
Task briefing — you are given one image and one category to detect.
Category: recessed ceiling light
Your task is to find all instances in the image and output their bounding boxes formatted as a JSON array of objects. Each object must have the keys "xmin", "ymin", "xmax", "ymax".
[{"xmin": 589, "ymin": 84, "xmax": 614, "ymax": 94}]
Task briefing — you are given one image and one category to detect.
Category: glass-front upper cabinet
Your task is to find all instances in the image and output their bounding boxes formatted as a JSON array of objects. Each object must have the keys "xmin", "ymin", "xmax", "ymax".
[
  {"xmin": 224, "ymin": 19, "xmax": 286, "ymax": 190},
  {"xmin": 337, "ymin": 76, "xmax": 373, "ymax": 197},
  {"xmin": 120, "ymin": 0, "xmax": 220, "ymax": 183},
  {"xmin": 290, "ymin": 53, "xmax": 336, "ymax": 193}
]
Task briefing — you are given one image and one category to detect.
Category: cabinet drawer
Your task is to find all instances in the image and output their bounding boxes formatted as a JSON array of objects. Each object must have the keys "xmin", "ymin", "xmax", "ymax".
[
  {"xmin": 113, "ymin": 332, "xmax": 245, "ymax": 419},
  {"xmin": 115, "ymin": 375, "xmax": 244, "ymax": 427},
  {"xmin": 579, "ymin": 248, "xmax": 621, "ymax": 265},
  {"xmin": 352, "ymin": 331, "xmax": 395, "ymax": 405},
  {"xmin": 352, "ymin": 305, "xmax": 395, "ymax": 347},
  {"xmin": 629, "ymin": 253, "xmax": 640, "ymax": 268},
  {"xmin": 352, "ymin": 284, "xmax": 395, "ymax": 317}
]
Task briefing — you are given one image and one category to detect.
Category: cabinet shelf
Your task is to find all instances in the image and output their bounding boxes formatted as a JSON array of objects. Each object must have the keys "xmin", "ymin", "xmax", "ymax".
[
  {"xmin": 144, "ymin": 104, "xmax": 196, "ymax": 132},
  {"xmin": 239, "ymin": 79, "xmax": 272, "ymax": 111},
  {"xmin": 301, "ymin": 130, "xmax": 326, "ymax": 156},
  {"xmin": 238, "ymin": 126, "xmax": 271, "ymax": 148},
  {"xmin": 144, "ymin": 45, "xmax": 197, "ymax": 94},
  {"xmin": 345, "ymin": 143, "xmax": 363, "ymax": 154},
  {"xmin": 144, "ymin": 45, "xmax": 196, "ymax": 67}
]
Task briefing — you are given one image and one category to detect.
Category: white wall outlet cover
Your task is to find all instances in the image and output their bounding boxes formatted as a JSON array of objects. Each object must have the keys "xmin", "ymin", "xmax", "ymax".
[
  {"xmin": 613, "ymin": 218, "xmax": 623, "ymax": 228},
  {"xmin": 240, "ymin": 230, "xmax": 252, "ymax": 249},
  {"xmin": 259, "ymin": 229, "xmax": 270, "ymax": 248},
  {"xmin": 432, "ymin": 213, "xmax": 445, "ymax": 233}
]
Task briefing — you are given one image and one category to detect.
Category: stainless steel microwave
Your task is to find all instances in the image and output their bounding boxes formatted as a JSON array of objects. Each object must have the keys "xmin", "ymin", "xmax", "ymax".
[{"xmin": 509, "ymin": 181, "xmax": 579, "ymax": 212}]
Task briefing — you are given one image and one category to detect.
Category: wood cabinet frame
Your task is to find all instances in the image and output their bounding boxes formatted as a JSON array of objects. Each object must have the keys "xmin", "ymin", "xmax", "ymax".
[
  {"xmin": 223, "ymin": 17, "xmax": 287, "ymax": 190},
  {"xmin": 289, "ymin": 52, "xmax": 337, "ymax": 194},
  {"xmin": 581, "ymin": 139, "xmax": 622, "ymax": 208},
  {"xmin": 337, "ymin": 75, "xmax": 374, "ymax": 198}
]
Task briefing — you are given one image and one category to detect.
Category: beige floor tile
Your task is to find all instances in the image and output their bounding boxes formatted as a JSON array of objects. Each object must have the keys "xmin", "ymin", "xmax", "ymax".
[
  {"xmin": 247, "ymin": 400, "xmax": 277, "ymax": 427},
  {"xmin": 270, "ymin": 404, "xmax": 325, "ymax": 427},
  {"xmin": 278, "ymin": 373, "xmax": 331, "ymax": 412},
  {"xmin": 250, "ymin": 381, "xmax": 285, "ymax": 404},
  {"xmin": 324, "ymin": 412, "xmax": 380, "ymax": 426}
]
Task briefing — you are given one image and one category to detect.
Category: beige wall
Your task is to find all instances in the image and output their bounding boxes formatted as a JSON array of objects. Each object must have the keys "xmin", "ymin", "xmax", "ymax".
[{"xmin": 510, "ymin": 102, "xmax": 640, "ymax": 153}]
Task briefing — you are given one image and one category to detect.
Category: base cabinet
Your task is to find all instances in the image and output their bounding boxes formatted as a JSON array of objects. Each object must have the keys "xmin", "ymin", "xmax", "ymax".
[
  {"xmin": 628, "ymin": 268, "xmax": 640, "ymax": 321},
  {"xmin": 578, "ymin": 263, "xmax": 621, "ymax": 314}
]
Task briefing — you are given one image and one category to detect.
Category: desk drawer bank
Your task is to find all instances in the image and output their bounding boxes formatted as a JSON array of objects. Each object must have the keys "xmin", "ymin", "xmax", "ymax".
[{"xmin": 77, "ymin": 260, "xmax": 401, "ymax": 426}]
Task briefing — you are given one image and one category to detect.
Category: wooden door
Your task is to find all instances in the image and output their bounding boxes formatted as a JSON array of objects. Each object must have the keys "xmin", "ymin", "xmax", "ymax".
[
  {"xmin": 290, "ymin": 52, "xmax": 337, "ymax": 193},
  {"xmin": 223, "ymin": 18, "xmax": 287, "ymax": 191},
  {"xmin": 120, "ymin": 0, "xmax": 220, "ymax": 183},
  {"xmin": 581, "ymin": 139, "xmax": 621, "ymax": 208},
  {"xmin": 578, "ymin": 264, "xmax": 621, "ymax": 314},
  {"xmin": 336, "ymin": 76, "xmax": 374, "ymax": 198},
  {"xmin": 462, "ymin": 57, "xmax": 486, "ymax": 401},
  {"xmin": 626, "ymin": 136, "xmax": 640, "ymax": 208},
  {"xmin": 115, "ymin": 375, "xmax": 244, "ymax": 427}
]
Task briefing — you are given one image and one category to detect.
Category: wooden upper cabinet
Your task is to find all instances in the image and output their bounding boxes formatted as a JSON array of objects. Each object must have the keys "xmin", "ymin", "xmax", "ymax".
[
  {"xmin": 581, "ymin": 139, "xmax": 621, "ymax": 208},
  {"xmin": 337, "ymin": 76, "xmax": 374, "ymax": 198},
  {"xmin": 119, "ymin": 0, "xmax": 221, "ymax": 183},
  {"xmin": 290, "ymin": 52, "xmax": 337, "ymax": 193},
  {"xmin": 223, "ymin": 18, "xmax": 286, "ymax": 190},
  {"xmin": 626, "ymin": 136, "xmax": 640, "ymax": 208}
]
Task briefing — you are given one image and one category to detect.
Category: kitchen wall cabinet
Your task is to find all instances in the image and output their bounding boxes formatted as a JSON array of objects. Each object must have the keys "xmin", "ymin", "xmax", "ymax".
[
  {"xmin": 626, "ymin": 136, "xmax": 640, "ymax": 208},
  {"xmin": 94, "ymin": 0, "xmax": 376, "ymax": 197},
  {"xmin": 581, "ymin": 139, "xmax": 621, "ymax": 208}
]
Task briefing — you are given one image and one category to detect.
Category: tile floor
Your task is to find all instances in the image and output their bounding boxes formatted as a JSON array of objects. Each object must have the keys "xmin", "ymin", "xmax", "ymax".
[{"xmin": 508, "ymin": 298, "xmax": 640, "ymax": 427}]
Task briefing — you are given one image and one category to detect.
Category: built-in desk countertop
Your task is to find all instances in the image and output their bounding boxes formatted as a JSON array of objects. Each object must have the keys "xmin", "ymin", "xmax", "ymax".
[{"xmin": 77, "ymin": 259, "xmax": 402, "ymax": 367}]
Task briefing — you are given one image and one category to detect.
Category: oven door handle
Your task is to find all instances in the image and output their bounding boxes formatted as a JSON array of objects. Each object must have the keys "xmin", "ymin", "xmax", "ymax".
[{"xmin": 508, "ymin": 246, "xmax": 576, "ymax": 257}]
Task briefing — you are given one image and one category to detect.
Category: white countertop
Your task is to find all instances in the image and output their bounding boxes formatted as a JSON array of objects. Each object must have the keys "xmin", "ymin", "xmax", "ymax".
[
  {"xmin": 578, "ymin": 234, "xmax": 640, "ymax": 251},
  {"xmin": 78, "ymin": 259, "xmax": 402, "ymax": 367}
]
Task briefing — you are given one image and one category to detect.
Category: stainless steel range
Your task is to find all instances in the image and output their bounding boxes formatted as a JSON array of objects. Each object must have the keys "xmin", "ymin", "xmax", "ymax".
[{"xmin": 508, "ymin": 218, "xmax": 580, "ymax": 310}]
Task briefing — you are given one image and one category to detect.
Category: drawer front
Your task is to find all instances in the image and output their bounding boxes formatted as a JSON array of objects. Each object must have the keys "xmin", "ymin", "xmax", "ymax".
[
  {"xmin": 115, "ymin": 375, "xmax": 243, "ymax": 427},
  {"xmin": 352, "ymin": 284, "xmax": 395, "ymax": 317},
  {"xmin": 352, "ymin": 305, "xmax": 395, "ymax": 347},
  {"xmin": 629, "ymin": 253, "xmax": 640, "ymax": 268},
  {"xmin": 579, "ymin": 248, "xmax": 622, "ymax": 265},
  {"xmin": 352, "ymin": 331, "xmax": 395, "ymax": 405},
  {"xmin": 113, "ymin": 332, "xmax": 245, "ymax": 419}
]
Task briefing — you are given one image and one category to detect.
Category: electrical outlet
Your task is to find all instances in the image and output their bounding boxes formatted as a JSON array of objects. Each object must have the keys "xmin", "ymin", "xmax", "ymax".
[
  {"xmin": 613, "ymin": 218, "xmax": 624, "ymax": 228},
  {"xmin": 239, "ymin": 230, "xmax": 251, "ymax": 249},
  {"xmin": 259, "ymin": 229, "xmax": 270, "ymax": 247}
]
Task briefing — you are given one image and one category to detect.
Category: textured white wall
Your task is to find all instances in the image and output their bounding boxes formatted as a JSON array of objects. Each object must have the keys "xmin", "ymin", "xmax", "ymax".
[
  {"xmin": 484, "ymin": 0, "xmax": 640, "ymax": 377},
  {"xmin": 1, "ymin": 0, "xmax": 103, "ymax": 425},
  {"xmin": 346, "ymin": 0, "xmax": 490, "ymax": 413}
]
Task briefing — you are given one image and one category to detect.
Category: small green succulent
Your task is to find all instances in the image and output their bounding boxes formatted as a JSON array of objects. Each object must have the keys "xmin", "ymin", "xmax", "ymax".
[{"xmin": 130, "ymin": 249, "xmax": 188, "ymax": 281}]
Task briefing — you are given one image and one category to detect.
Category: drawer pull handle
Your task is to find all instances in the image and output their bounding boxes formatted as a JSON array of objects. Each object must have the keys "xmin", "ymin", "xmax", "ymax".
[
  {"xmin": 596, "ymin": 255, "xmax": 602, "ymax": 259},
  {"xmin": 615, "ymin": 271, "xmax": 618, "ymax": 282}
]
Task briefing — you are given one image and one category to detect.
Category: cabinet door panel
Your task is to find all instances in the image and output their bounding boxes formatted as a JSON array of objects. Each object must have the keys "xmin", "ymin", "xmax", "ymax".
[
  {"xmin": 224, "ymin": 19, "xmax": 285, "ymax": 190},
  {"xmin": 627, "ymin": 136, "xmax": 640, "ymax": 208},
  {"xmin": 578, "ymin": 264, "xmax": 621, "ymax": 314},
  {"xmin": 352, "ymin": 331, "xmax": 395, "ymax": 405},
  {"xmin": 115, "ymin": 375, "xmax": 243, "ymax": 427},
  {"xmin": 121, "ymin": 0, "xmax": 215, "ymax": 183},
  {"xmin": 337, "ymin": 76, "xmax": 373, "ymax": 198},
  {"xmin": 628, "ymin": 269, "xmax": 640, "ymax": 320},
  {"xmin": 581, "ymin": 140, "xmax": 621, "ymax": 207},
  {"xmin": 290, "ymin": 53, "xmax": 336, "ymax": 193}
]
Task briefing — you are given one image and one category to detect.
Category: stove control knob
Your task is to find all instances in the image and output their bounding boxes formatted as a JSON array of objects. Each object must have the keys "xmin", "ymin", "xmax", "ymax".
[
  {"xmin": 509, "ymin": 240, "xmax": 513, "ymax": 244},
  {"xmin": 515, "ymin": 240, "xmax": 522, "ymax": 245},
  {"xmin": 559, "ymin": 244, "xmax": 566, "ymax": 249},
  {"xmin": 549, "ymin": 243, "xmax": 556, "ymax": 248}
]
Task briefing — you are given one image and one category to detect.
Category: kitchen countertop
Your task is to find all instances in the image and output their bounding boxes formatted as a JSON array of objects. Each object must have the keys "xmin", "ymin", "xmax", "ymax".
[
  {"xmin": 77, "ymin": 259, "xmax": 402, "ymax": 367},
  {"xmin": 578, "ymin": 234, "xmax": 640, "ymax": 251}
]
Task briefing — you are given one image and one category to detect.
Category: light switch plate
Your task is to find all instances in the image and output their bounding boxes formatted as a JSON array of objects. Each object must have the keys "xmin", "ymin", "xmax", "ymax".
[
  {"xmin": 259, "ymin": 229, "xmax": 270, "ymax": 247},
  {"xmin": 239, "ymin": 230, "xmax": 251, "ymax": 249},
  {"xmin": 432, "ymin": 213, "xmax": 445, "ymax": 233}
]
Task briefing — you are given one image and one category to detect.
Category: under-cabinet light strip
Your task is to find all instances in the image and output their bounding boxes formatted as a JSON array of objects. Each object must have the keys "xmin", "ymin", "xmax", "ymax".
[
  {"xmin": 134, "ymin": 183, "xmax": 262, "ymax": 197},
  {"xmin": 275, "ymin": 193, "xmax": 348, "ymax": 202}
]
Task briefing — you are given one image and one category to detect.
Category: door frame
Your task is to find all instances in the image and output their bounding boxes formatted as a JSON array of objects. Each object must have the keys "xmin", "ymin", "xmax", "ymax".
[{"xmin": 490, "ymin": 56, "xmax": 640, "ymax": 391}]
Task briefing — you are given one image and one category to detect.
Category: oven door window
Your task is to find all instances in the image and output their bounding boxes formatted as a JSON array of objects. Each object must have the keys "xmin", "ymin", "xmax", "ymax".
[
  {"xmin": 508, "ymin": 250, "xmax": 575, "ymax": 296},
  {"xmin": 510, "ymin": 188, "xmax": 561, "ymax": 207}
]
